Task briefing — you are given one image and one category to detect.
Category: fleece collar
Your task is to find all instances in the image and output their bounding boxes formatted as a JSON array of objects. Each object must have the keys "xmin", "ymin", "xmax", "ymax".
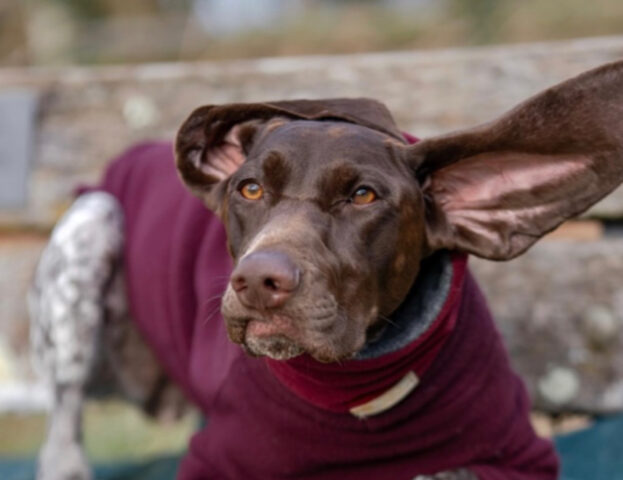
[{"xmin": 265, "ymin": 252, "xmax": 468, "ymax": 415}]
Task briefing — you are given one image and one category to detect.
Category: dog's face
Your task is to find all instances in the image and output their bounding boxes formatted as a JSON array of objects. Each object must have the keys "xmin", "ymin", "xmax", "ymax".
[
  {"xmin": 218, "ymin": 120, "xmax": 424, "ymax": 361},
  {"xmin": 177, "ymin": 62, "xmax": 623, "ymax": 362}
]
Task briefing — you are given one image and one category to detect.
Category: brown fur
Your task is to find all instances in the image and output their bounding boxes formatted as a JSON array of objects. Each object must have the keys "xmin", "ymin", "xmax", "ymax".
[{"xmin": 175, "ymin": 61, "xmax": 623, "ymax": 363}]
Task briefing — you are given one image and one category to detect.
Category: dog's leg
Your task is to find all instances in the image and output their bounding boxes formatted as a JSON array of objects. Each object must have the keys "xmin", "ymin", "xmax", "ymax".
[
  {"xmin": 29, "ymin": 192, "xmax": 123, "ymax": 480},
  {"xmin": 413, "ymin": 469, "xmax": 478, "ymax": 480},
  {"xmin": 102, "ymin": 269, "xmax": 189, "ymax": 421}
]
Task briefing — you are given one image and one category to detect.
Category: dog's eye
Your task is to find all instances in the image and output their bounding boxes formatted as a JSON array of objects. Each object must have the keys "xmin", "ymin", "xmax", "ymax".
[
  {"xmin": 239, "ymin": 182, "xmax": 264, "ymax": 200},
  {"xmin": 351, "ymin": 186, "xmax": 377, "ymax": 205}
]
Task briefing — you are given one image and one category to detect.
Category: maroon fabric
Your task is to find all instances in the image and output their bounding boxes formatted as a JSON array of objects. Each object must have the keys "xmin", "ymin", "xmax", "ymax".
[
  {"xmin": 264, "ymin": 130, "xmax": 459, "ymax": 413},
  {"xmin": 95, "ymin": 141, "xmax": 559, "ymax": 480},
  {"xmin": 265, "ymin": 253, "xmax": 465, "ymax": 412}
]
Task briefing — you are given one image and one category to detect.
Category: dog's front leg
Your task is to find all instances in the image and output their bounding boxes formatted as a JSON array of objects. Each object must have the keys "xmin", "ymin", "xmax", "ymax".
[
  {"xmin": 29, "ymin": 192, "xmax": 123, "ymax": 480},
  {"xmin": 37, "ymin": 385, "xmax": 91, "ymax": 480},
  {"xmin": 413, "ymin": 469, "xmax": 478, "ymax": 480}
]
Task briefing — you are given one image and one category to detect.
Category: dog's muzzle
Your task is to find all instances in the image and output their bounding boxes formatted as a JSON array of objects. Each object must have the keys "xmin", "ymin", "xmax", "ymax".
[{"xmin": 230, "ymin": 250, "xmax": 301, "ymax": 310}]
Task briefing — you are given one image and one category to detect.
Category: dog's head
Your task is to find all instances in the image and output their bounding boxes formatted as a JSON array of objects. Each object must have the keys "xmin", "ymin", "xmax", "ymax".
[{"xmin": 176, "ymin": 61, "xmax": 623, "ymax": 362}]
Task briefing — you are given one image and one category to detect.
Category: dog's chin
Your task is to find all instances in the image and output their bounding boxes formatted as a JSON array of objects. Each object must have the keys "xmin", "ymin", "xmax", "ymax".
[
  {"xmin": 243, "ymin": 334, "xmax": 305, "ymax": 360},
  {"xmin": 243, "ymin": 334, "xmax": 359, "ymax": 363},
  {"xmin": 243, "ymin": 330, "xmax": 364, "ymax": 364},
  {"xmin": 225, "ymin": 312, "xmax": 369, "ymax": 363}
]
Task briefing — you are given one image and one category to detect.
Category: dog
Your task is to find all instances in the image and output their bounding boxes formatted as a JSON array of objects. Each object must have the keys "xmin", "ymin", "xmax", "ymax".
[{"xmin": 29, "ymin": 60, "xmax": 623, "ymax": 480}]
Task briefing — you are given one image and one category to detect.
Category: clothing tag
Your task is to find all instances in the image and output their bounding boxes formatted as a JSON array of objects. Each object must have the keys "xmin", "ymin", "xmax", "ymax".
[{"xmin": 349, "ymin": 371, "xmax": 419, "ymax": 418}]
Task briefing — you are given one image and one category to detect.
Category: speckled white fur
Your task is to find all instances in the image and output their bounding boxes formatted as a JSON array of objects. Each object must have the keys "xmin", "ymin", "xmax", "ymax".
[{"xmin": 29, "ymin": 192, "xmax": 124, "ymax": 480}]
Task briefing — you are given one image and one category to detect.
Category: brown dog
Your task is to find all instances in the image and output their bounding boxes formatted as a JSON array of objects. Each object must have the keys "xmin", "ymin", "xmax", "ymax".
[
  {"xmin": 31, "ymin": 60, "xmax": 623, "ymax": 480},
  {"xmin": 175, "ymin": 62, "xmax": 623, "ymax": 363}
]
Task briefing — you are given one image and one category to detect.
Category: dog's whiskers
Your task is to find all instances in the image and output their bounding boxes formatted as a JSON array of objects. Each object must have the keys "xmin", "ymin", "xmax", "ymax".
[
  {"xmin": 203, "ymin": 275, "xmax": 232, "ymax": 287},
  {"xmin": 199, "ymin": 292, "xmax": 225, "ymax": 307},
  {"xmin": 202, "ymin": 302, "xmax": 224, "ymax": 325},
  {"xmin": 378, "ymin": 314, "xmax": 400, "ymax": 328},
  {"xmin": 198, "ymin": 292, "xmax": 226, "ymax": 325}
]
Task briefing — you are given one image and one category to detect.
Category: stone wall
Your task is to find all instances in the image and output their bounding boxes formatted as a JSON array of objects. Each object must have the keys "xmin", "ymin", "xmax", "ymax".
[{"xmin": 2, "ymin": 36, "xmax": 623, "ymax": 412}]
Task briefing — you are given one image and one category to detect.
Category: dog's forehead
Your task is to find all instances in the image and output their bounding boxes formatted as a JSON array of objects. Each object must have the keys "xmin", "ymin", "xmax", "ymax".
[
  {"xmin": 250, "ymin": 120, "xmax": 404, "ymax": 175},
  {"xmin": 236, "ymin": 120, "xmax": 412, "ymax": 199},
  {"xmin": 260, "ymin": 120, "xmax": 396, "ymax": 148}
]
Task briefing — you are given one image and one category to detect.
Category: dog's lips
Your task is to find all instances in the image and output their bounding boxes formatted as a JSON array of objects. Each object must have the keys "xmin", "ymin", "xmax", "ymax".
[
  {"xmin": 243, "ymin": 316, "xmax": 305, "ymax": 360},
  {"xmin": 221, "ymin": 289, "xmax": 371, "ymax": 362},
  {"xmin": 246, "ymin": 316, "xmax": 298, "ymax": 339}
]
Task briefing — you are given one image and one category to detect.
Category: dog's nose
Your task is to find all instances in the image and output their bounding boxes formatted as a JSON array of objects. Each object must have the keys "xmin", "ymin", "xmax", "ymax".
[{"xmin": 231, "ymin": 250, "xmax": 300, "ymax": 310}]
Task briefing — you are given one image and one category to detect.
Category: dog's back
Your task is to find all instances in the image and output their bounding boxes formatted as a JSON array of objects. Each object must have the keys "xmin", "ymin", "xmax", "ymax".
[{"xmin": 93, "ymin": 141, "xmax": 233, "ymax": 394}]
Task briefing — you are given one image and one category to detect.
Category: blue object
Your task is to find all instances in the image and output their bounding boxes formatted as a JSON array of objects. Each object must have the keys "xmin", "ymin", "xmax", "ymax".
[
  {"xmin": 0, "ymin": 455, "xmax": 180, "ymax": 480},
  {"xmin": 555, "ymin": 414, "xmax": 623, "ymax": 480}
]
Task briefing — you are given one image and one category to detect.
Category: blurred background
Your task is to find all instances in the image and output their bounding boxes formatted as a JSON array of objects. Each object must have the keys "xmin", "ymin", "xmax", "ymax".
[
  {"xmin": 2, "ymin": 0, "xmax": 623, "ymax": 66},
  {"xmin": 2, "ymin": 0, "xmax": 623, "ymax": 478}
]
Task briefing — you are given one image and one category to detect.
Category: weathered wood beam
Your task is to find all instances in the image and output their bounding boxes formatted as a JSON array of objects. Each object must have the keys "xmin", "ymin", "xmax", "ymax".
[{"xmin": 2, "ymin": 36, "xmax": 623, "ymax": 229}]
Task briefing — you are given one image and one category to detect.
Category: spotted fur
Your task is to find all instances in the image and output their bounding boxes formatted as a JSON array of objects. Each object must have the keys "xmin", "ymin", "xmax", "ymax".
[
  {"xmin": 414, "ymin": 469, "xmax": 478, "ymax": 480},
  {"xmin": 30, "ymin": 192, "xmax": 123, "ymax": 385}
]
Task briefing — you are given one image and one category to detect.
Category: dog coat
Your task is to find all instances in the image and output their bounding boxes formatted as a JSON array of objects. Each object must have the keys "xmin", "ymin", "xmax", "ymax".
[{"xmin": 92, "ymin": 141, "xmax": 559, "ymax": 480}]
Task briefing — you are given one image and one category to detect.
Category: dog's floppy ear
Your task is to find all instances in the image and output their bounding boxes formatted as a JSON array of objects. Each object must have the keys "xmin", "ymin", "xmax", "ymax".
[
  {"xmin": 408, "ymin": 60, "xmax": 623, "ymax": 260},
  {"xmin": 175, "ymin": 105, "xmax": 259, "ymax": 211},
  {"xmin": 175, "ymin": 98, "xmax": 404, "ymax": 211}
]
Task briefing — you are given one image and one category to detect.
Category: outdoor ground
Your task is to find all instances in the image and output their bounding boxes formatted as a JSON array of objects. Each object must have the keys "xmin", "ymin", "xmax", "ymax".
[
  {"xmin": 0, "ymin": 401, "xmax": 197, "ymax": 461},
  {"xmin": 0, "ymin": 402, "xmax": 590, "ymax": 462}
]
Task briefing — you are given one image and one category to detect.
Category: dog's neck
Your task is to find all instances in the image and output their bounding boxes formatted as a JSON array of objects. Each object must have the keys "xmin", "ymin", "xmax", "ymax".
[
  {"xmin": 357, "ymin": 251, "xmax": 454, "ymax": 359},
  {"xmin": 265, "ymin": 252, "xmax": 467, "ymax": 417}
]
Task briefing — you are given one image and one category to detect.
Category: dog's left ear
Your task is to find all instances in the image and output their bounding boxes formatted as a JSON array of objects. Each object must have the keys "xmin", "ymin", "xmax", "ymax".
[
  {"xmin": 175, "ymin": 98, "xmax": 405, "ymax": 212},
  {"xmin": 408, "ymin": 60, "xmax": 623, "ymax": 260}
]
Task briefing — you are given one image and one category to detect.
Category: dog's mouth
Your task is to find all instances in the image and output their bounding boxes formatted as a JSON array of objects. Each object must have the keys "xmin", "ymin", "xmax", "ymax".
[
  {"xmin": 220, "ymin": 271, "xmax": 375, "ymax": 362},
  {"xmin": 244, "ymin": 316, "xmax": 305, "ymax": 360},
  {"xmin": 225, "ymin": 314, "xmax": 305, "ymax": 360},
  {"xmin": 223, "ymin": 308, "xmax": 369, "ymax": 363}
]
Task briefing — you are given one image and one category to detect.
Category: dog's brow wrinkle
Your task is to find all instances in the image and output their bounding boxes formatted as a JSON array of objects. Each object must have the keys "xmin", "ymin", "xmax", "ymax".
[
  {"xmin": 260, "ymin": 193, "xmax": 320, "ymax": 205},
  {"xmin": 317, "ymin": 164, "xmax": 360, "ymax": 202},
  {"xmin": 262, "ymin": 152, "xmax": 291, "ymax": 193}
]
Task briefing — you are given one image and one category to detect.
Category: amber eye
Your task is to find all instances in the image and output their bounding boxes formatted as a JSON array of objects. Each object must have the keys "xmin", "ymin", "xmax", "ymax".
[
  {"xmin": 239, "ymin": 182, "xmax": 264, "ymax": 200},
  {"xmin": 351, "ymin": 186, "xmax": 377, "ymax": 205}
]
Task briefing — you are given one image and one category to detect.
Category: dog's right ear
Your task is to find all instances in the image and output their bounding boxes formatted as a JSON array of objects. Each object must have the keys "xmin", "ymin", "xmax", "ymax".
[{"xmin": 175, "ymin": 105, "xmax": 263, "ymax": 213}]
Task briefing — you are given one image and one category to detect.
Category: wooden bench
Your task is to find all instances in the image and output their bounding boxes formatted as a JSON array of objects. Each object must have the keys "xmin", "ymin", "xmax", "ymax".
[{"xmin": 2, "ymin": 36, "xmax": 623, "ymax": 414}]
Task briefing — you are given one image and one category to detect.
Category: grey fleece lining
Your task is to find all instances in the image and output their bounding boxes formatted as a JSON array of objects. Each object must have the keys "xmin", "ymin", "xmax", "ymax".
[{"xmin": 356, "ymin": 251, "xmax": 454, "ymax": 360}]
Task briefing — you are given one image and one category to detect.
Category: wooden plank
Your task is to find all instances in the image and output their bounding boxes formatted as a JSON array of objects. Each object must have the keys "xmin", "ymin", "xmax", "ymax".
[
  {"xmin": 544, "ymin": 221, "xmax": 604, "ymax": 241},
  {"xmin": 471, "ymin": 239, "xmax": 623, "ymax": 414},
  {"xmin": 1, "ymin": 36, "xmax": 623, "ymax": 229}
]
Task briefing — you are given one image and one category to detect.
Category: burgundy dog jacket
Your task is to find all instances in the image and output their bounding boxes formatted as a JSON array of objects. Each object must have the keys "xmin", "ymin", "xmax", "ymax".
[{"xmin": 93, "ymin": 141, "xmax": 559, "ymax": 480}]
